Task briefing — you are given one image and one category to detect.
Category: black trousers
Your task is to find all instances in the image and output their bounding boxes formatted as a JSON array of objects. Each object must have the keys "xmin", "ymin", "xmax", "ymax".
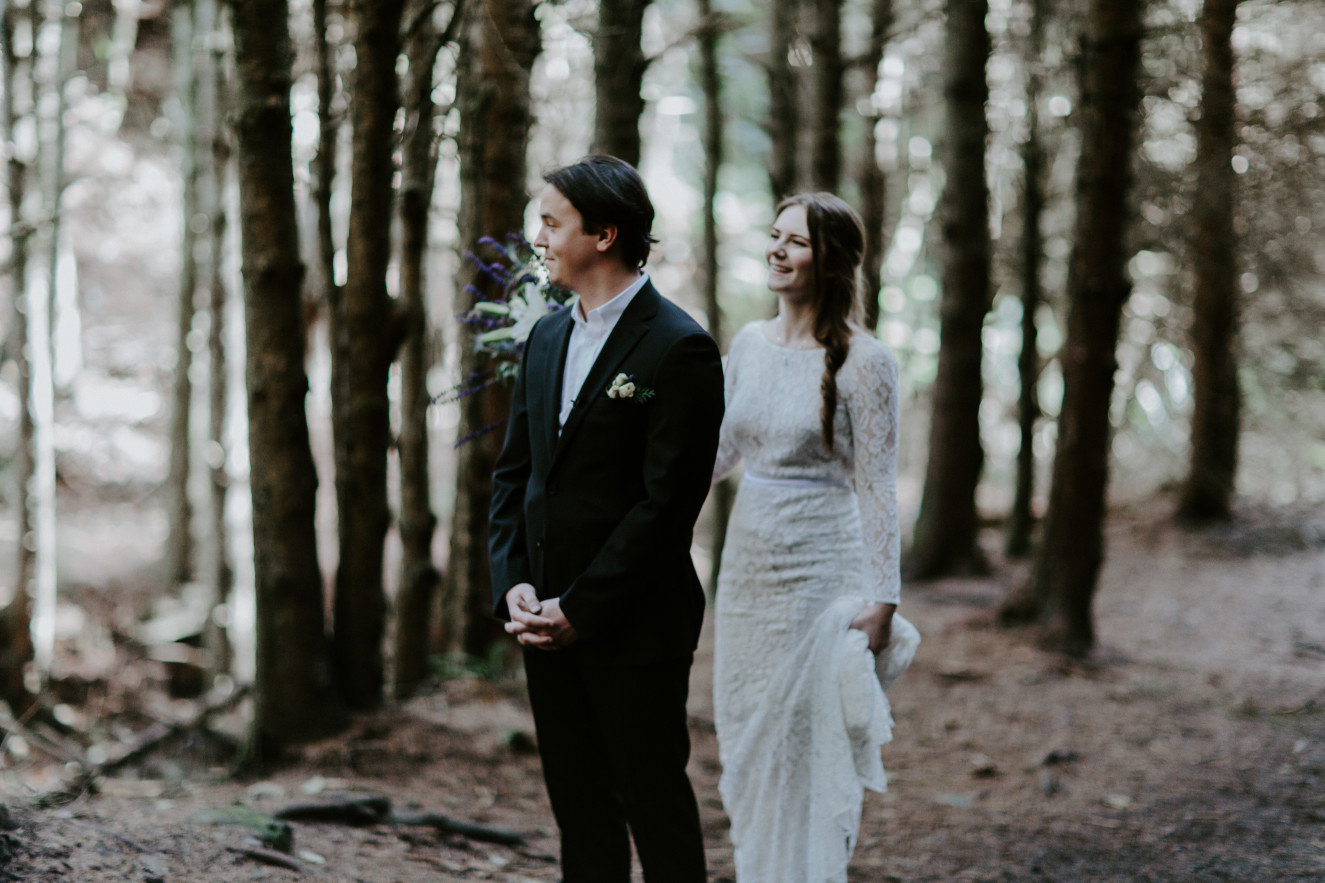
[{"xmin": 522, "ymin": 646, "xmax": 707, "ymax": 883}]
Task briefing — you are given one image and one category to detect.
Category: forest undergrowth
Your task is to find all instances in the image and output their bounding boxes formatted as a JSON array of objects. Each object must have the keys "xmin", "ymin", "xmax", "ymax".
[{"xmin": 1, "ymin": 495, "xmax": 1323, "ymax": 882}]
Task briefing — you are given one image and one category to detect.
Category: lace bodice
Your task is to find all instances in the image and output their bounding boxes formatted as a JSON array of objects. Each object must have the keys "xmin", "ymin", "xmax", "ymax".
[{"xmin": 714, "ymin": 321, "xmax": 901, "ymax": 604}]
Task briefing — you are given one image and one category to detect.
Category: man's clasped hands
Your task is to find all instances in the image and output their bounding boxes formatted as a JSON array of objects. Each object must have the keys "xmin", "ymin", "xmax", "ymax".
[{"xmin": 504, "ymin": 583, "xmax": 579, "ymax": 649}]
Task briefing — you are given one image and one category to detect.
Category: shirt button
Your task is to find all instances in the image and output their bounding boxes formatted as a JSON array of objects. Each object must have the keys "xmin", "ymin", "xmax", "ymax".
[{"xmin": 547, "ymin": 483, "xmax": 558, "ymax": 495}]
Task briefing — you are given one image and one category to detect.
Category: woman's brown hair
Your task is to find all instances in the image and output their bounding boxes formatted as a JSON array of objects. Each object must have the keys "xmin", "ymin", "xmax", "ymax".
[{"xmin": 775, "ymin": 192, "xmax": 865, "ymax": 451}]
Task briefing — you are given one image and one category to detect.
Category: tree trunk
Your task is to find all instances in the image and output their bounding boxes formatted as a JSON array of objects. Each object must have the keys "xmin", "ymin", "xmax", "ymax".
[
  {"xmin": 859, "ymin": 0, "xmax": 893, "ymax": 331},
  {"xmin": 331, "ymin": 0, "xmax": 406, "ymax": 711},
  {"xmin": 441, "ymin": 0, "xmax": 539, "ymax": 660},
  {"xmin": 1, "ymin": 0, "xmax": 36, "ymax": 714},
  {"xmin": 767, "ymin": 0, "xmax": 800, "ymax": 201},
  {"xmin": 29, "ymin": 0, "xmax": 77, "ymax": 675},
  {"xmin": 392, "ymin": 1, "xmax": 454, "ymax": 700},
  {"xmin": 231, "ymin": 0, "xmax": 345, "ymax": 756},
  {"xmin": 198, "ymin": 0, "xmax": 233, "ymax": 676},
  {"xmin": 1005, "ymin": 0, "xmax": 1049, "ymax": 558},
  {"xmin": 592, "ymin": 0, "xmax": 650, "ymax": 166},
  {"xmin": 808, "ymin": 0, "xmax": 844, "ymax": 192},
  {"xmin": 1178, "ymin": 0, "xmax": 1240, "ymax": 522},
  {"xmin": 697, "ymin": 0, "xmax": 731, "ymax": 593},
  {"xmin": 1010, "ymin": 0, "xmax": 1143, "ymax": 657},
  {"xmin": 906, "ymin": 0, "xmax": 991, "ymax": 580},
  {"xmin": 166, "ymin": 0, "xmax": 198, "ymax": 587}
]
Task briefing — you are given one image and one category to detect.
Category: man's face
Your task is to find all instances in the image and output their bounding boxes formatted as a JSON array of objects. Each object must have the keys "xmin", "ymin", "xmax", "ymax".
[{"xmin": 532, "ymin": 185, "xmax": 604, "ymax": 292}]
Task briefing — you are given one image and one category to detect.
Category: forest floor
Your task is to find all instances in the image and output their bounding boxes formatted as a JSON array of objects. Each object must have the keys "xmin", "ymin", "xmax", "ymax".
[{"xmin": 1, "ymin": 495, "xmax": 1323, "ymax": 882}]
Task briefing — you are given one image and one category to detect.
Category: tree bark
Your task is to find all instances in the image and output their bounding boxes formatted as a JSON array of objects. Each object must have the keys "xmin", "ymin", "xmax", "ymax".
[
  {"xmin": 166, "ymin": 0, "xmax": 198, "ymax": 587},
  {"xmin": 1005, "ymin": 0, "xmax": 1049, "ymax": 558},
  {"xmin": 1008, "ymin": 0, "xmax": 1144, "ymax": 657},
  {"xmin": 698, "ymin": 0, "xmax": 731, "ymax": 593},
  {"xmin": 592, "ymin": 0, "xmax": 650, "ymax": 166},
  {"xmin": 198, "ymin": 0, "xmax": 232, "ymax": 675},
  {"xmin": 859, "ymin": 0, "xmax": 893, "ymax": 331},
  {"xmin": 441, "ymin": 0, "xmax": 539, "ymax": 660},
  {"xmin": 30, "ymin": 0, "xmax": 77, "ymax": 675},
  {"xmin": 808, "ymin": 0, "xmax": 844, "ymax": 192},
  {"xmin": 906, "ymin": 0, "xmax": 991, "ymax": 579},
  {"xmin": 767, "ymin": 0, "xmax": 800, "ymax": 201},
  {"xmin": 331, "ymin": 0, "xmax": 406, "ymax": 711},
  {"xmin": 1178, "ymin": 0, "xmax": 1240, "ymax": 522},
  {"xmin": 1, "ymin": 0, "xmax": 36, "ymax": 714},
  {"xmin": 231, "ymin": 0, "xmax": 344, "ymax": 755},
  {"xmin": 392, "ymin": 0, "xmax": 457, "ymax": 700}
]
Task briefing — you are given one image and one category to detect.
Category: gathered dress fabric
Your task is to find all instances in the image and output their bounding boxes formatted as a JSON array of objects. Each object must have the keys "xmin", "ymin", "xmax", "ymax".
[{"xmin": 713, "ymin": 321, "xmax": 906, "ymax": 883}]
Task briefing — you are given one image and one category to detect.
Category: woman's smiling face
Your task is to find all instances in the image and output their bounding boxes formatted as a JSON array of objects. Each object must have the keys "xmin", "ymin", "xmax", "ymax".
[{"xmin": 765, "ymin": 204, "xmax": 815, "ymax": 302}]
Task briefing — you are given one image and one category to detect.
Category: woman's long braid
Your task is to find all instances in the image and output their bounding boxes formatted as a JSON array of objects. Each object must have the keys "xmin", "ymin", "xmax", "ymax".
[{"xmin": 780, "ymin": 193, "xmax": 865, "ymax": 451}]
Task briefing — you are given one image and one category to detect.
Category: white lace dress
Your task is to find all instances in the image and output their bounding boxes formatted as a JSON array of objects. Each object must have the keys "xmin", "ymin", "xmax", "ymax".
[{"xmin": 713, "ymin": 321, "xmax": 903, "ymax": 883}]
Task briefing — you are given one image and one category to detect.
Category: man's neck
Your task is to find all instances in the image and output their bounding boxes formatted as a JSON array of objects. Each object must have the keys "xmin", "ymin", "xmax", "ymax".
[{"xmin": 574, "ymin": 265, "xmax": 644, "ymax": 315}]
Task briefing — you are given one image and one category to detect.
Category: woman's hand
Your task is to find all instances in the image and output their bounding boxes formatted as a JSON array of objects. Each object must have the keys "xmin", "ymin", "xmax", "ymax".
[{"xmin": 849, "ymin": 602, "xmax": 897, "ymax": 654}]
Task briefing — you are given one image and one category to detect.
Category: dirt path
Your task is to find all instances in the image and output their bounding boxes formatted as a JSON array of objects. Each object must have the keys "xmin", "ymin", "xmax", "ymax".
[{"xmin": 3, "ymin": 502, "xmax": 1324, "ymax": 881}]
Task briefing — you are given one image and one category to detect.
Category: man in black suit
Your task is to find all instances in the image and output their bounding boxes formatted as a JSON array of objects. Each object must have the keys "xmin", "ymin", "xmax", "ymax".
[{"xmin": 488, "ymin": 155, "xmax": 723, "ymax": 882}]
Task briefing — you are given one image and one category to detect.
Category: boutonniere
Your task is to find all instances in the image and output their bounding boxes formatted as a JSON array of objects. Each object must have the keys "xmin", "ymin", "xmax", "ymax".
[{"xmin": 607, "ymin": 373, "xmax": 656, "ymax": 403}]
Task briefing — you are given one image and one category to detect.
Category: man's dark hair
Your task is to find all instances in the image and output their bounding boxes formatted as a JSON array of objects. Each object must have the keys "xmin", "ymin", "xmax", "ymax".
[{"xmin": 544, "ymin": 155, "xmax": 658, "ymax": 270}]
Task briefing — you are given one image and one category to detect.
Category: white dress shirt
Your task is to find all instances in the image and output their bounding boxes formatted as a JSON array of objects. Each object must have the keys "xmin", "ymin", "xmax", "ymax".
[{"xmin": 559, "ymin": 273, "xmax": 649, "ymax": 431}]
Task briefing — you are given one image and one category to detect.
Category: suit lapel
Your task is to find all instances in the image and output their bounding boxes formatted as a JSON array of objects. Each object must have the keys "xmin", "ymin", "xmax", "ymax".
[
  {"xmin": 532, "ymin": 308, "xmax": 574, "ymax": 466},
  {"xmin": 549, "ymin": 284, "xmax": 660, "ymax": 470}
]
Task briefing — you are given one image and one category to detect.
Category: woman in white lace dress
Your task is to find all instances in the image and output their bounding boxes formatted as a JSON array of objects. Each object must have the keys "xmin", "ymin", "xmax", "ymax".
[{"xmin": 712, "ymin": 192, "xmax": 910, "ymax": 882}]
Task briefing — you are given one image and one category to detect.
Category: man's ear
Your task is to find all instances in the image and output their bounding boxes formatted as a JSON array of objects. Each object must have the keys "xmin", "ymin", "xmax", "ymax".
[{"xmin": 595, "ymin": 224, "xmax": 620, "ymax": 253}]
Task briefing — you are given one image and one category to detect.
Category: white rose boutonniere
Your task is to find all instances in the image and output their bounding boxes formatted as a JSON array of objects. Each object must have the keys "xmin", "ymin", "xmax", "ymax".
[{"xmin": 607, "ymin": 373, "xmax": 656, "ymax": 403}]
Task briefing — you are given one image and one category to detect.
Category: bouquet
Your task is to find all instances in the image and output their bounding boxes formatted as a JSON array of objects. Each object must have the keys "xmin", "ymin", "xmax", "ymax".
[
  {"xmin": 442, "ymin": 235, "xmax": 572, "ymax": 444},
  {"xmin": 460, "ymin": 234, "xmax": 572, "ymax": 385}
]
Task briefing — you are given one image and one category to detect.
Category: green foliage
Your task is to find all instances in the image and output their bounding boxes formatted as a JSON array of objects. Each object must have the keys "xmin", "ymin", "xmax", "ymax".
[{"xmin": 428, "ymin": 643, "xmax": 515, "ymax": 682}]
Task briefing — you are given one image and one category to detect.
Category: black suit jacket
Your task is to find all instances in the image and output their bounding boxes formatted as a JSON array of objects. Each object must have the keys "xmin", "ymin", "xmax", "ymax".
[{"xmin": 488, "ymin": 282, "xmax": 724, "ymax": 666}]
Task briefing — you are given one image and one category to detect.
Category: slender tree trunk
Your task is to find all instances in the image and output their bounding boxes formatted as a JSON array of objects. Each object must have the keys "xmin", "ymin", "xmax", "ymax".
[
  {"xmin": 809, "ymin": 0, "xmax": 844, "ymax": 192},
  {"xmin": 1010, "ymin": 0, "xmax": 1143, "ymax": 656},
  {"xmin": 393, "ymin": 0, "xmax": 456, "ymax": 700},
  {"xmin": 198, "ymin": 0, "xmax": 232, "ymax": 675},
  {"xmin": 592, "ymin": 0, "xmax": 650, "ymax": 166},
  {"xmin": 859, "ymin": 0, "xmax": 893, "ymax": 331},
  {"xmin": 442, "ymin": 0, "xmax": 539, "ymax": 660},
  {"xmin": 166, "ymin": 0, "xmax": 198, "ymax": 587},
  {"xmin": 331, "ymin": 0, "xmax": 406, "ymax": 711},
  {"xmin": 767, "ymin": 0, "xmax": 800, "ymax": 200},
  {"xmin": 697, "ymin": 0, "xmax": 731, "ymax": 593},
  {"xmin": 29, "ymin": 0, "xmax": 76, "ymax": 675},
  {"xmin": 1, "ymin": 0, "xmax": 36, "ymax": 714},
  {"xmin": 1178, "ymin": 0, "xmax": 1240, "ymax": 522},
  {"xmin": 906, "ymin": 0, "xmax": 991, "ymax": 579},
  {"xmin": 231, "ymin": 0, "xmax": 344, "ymax": 756},
  {"xmin": 1005, "ymin": 0, "xmax": 1049, "ymax": 558}
]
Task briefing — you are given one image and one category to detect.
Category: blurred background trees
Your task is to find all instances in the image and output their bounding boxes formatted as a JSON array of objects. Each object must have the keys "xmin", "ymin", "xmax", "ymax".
[{"xmin": 0, "ymin": 0, "xmax": 1322, "ymax": 754}]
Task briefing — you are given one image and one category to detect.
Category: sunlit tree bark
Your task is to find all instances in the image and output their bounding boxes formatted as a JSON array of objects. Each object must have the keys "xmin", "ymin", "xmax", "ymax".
[
  {"xmin": 592, "ymin": 0, "xmax": 649, "ymax": 166},
  {"xmin": 165, "ymin": 0, "xmax": 198, "ymax": 587},
  {"xmin": 198, "ymin": 0, "xmax": 232, "ymax": 675},
  {"xmin": 1005, "ymin": 0, "xmax": 1050, "ymax": 558},
  {"xmin": 442, "ymin": 0, "xmax": 538, "ymax": 659},
  {"xmin": 907, "ymin": 0, "xmax": 991, "ymax": 579},
  {"xmin": 331, "ymin": 0, "xmax": 407, "ymax": 711},
  {"xmin": 1178, "ymin": 0, "xmax": 1240, "ymax": 522},
  {"xmin": 1, "ymin": 0, "xmax": 36, "ymax": 714},
  {"xmin": 1008, "ymin": 0, "xmax": 1144, "ymax": 656},
  {"xmin": 231, "ymin": 0, "xmax": 344, "ymax": 756},
  {"xmin": 858, "ymin": 0, "xmax": 893, "ymax": 331}
]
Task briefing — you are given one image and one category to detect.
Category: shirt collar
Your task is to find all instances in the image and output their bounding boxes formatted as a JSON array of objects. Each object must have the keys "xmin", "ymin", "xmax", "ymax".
[{"xmin": 570, "ymin": 272, "xmax": 649, "ymax": 330}]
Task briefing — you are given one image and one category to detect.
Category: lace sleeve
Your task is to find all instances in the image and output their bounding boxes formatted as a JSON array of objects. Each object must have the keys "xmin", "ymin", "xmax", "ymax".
[
  {"xmin": 711, "ymin": 326, "xmax": 748, "ymax": 483},
  {"xmin": 847, "ymin": 340, "xmax": 901, "ymax": 605}
]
